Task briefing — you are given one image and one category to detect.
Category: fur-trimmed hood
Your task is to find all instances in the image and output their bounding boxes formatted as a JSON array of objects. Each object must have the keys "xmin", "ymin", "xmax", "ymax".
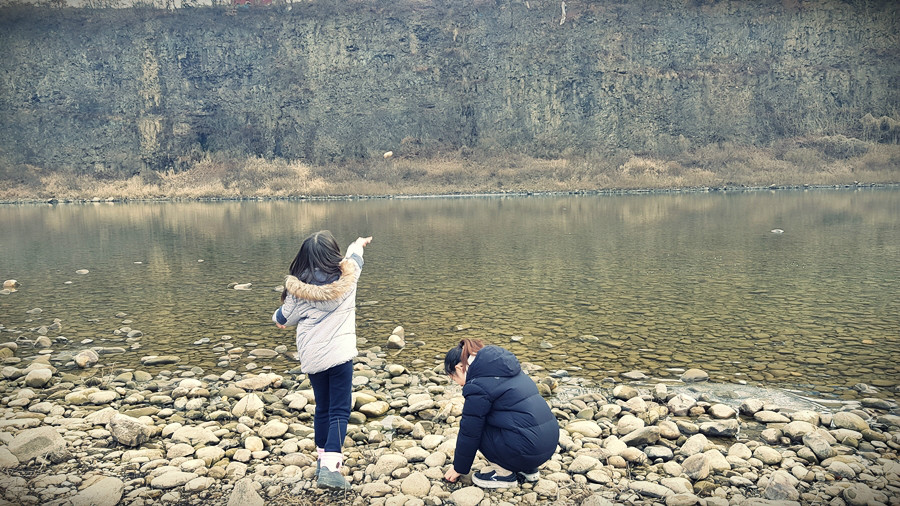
[{"xmin": 283, "ymin": 258, "xmax": 358, "ymax": 302}]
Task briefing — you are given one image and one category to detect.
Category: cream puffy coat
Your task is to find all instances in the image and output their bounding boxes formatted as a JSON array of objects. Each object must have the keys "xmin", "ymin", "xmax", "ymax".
[{"xmin": 273, "ymin": 256, "xmax": 362, "ymax": 374}]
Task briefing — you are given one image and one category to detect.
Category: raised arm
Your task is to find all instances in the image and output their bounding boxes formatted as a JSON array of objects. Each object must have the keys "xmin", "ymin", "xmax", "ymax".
[{"xmin": 345, "ymin": 236, "xmax": 372, "ymax": 260}]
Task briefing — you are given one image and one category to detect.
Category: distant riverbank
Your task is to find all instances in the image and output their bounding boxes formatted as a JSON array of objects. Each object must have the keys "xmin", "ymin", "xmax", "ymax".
[{"xmin": 1, "ymin": 141, "xmax": 898, "ymax": 203}]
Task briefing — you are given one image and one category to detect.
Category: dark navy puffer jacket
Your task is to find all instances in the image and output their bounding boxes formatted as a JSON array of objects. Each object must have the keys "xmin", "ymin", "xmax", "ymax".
[{"xmin": 452, "ymin": 346, "xmax": 559, "ymax": 474}]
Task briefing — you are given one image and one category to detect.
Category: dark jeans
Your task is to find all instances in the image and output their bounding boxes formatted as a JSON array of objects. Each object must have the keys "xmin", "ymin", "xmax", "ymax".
[{"xmin": 308, "ymin": 360, "xmax": 353, "ymax": 452}]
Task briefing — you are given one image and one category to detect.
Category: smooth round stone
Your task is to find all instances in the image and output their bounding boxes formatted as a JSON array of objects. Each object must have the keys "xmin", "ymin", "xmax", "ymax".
[
  {"xmin": 754, "ymin": 411, "xmax": 791, "ymax": 423},
  {"xmin": 708, "ymin": 404, "xmax": 736, "ymax": 419},
  {"xmin": 680, "ymin": 369, "xmax": 709, "ymax": 383},
  {"xmin": 753, "ymin": 446, "xmax": 783, "ymax": 465},
  {"xmin": 644, "ymin": 445, "xmax": 674, "ymax": 461},
  {"xmin": 586, "ymin": 469, "xmax": 612, "ymax": 484},
  {"xmin": 833, "ymin": 411, "xmax": 870, "ymax": 432},
  {"xmin": 359, "ymin": 401, "xmax": 390, "ymax": 417}
]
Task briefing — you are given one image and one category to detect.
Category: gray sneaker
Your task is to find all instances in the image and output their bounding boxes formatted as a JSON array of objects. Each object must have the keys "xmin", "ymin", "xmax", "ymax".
[{"xmin": 317, "ymin": 468, "xmax": 350, "ymax": 490}]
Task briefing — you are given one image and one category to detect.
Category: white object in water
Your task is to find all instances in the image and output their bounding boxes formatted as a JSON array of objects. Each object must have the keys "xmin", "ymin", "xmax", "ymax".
[
  {"xmin": 771, "ymin": 229, "xmax": 784, "ymax": 234},
  {"xmin": 383, "ymin": 151, "xmax": 393, "ymax": 159}
]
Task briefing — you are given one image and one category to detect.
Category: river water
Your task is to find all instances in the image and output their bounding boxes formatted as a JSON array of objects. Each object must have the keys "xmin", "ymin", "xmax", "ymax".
[{"xmin": 1, "ymin": 189, "xmax": 898, "ymax": 403}]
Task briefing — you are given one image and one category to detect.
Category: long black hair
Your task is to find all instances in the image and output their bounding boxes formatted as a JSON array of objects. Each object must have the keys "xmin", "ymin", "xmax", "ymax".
[{"xmin": 281, "ymin": 230, "xmax": 344, "ymax": 302}]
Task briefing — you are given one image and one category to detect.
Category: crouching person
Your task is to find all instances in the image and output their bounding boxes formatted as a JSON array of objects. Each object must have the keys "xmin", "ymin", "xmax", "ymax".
[{"xmin": 443, "ymin": 339, "xmax": 559, "ymax": 488}]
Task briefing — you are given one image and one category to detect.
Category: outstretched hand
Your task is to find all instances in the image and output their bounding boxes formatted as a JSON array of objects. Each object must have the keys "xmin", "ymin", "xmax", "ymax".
[{"xmin": 356, "ymin": 236, "xmax": 373, "ymax": 247}]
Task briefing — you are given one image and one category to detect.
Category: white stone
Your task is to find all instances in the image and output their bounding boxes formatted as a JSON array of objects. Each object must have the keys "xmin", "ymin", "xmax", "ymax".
[
  {"xmin": 108, "ymin": 414, "xmax": 151, "ymax": 447},
  {"xmin": 566, "ymin": 420, "xmax": 603, "ymax": 438},
  {"xmin": 450, "ymin": 486, "xmax": 484, "ymax": 506},
  {"xmin": 150, "ymin": 471, "xmax": 198, "ymax": 489},
  {"xmin": 227, "ymin": 478, "xmax": 263, "ymax": 506},
  {"xmin": 399, "ymin": 471, "xmax": 431, "ymax": 497},
  {"xmin": 71, "ymin": 476, "xmax": 124, "ymax": 506}
]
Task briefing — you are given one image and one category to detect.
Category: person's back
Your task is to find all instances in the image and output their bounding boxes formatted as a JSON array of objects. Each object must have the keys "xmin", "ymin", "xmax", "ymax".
[
  {"xmin": 447, "ymin": 342, "xmax": 559, "ymax": 488},
  {"xmin": 272, "ymin": 231, "xmax": 372, "ymax": 490}
]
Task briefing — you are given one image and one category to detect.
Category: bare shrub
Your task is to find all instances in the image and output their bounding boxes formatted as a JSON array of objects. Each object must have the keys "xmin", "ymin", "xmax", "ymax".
[
  {"xmin": 620, "ymin": 156, "xmax": 675, "ymax": 176},
  {"xmin": 799, "ymin": 135, "xmax": 869, "ymax": 159},
  {"xmin": 861, "ymin": 114, "xmax": 900, "ymax": 144},
  {"xmin": 782, "ymin": 148, "xmax": 824, "ymax": 169}
]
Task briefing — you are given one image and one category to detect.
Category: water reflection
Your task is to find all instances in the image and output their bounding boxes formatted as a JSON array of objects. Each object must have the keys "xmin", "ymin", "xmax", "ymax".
[{"xmin": 1, "ymin": 190, "xmax": 898, "ymax": 401}]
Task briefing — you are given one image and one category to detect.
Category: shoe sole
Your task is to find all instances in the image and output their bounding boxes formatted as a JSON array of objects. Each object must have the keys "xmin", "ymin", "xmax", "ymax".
[{"xmin": 472, "ymin": 475, "xmax": 517, "ymax": 488}]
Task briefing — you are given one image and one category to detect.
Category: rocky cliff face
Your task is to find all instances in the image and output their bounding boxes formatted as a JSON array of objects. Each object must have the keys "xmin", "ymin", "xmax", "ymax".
[{"xmin": 0, "ymin": 0, "xmax": 897, "ymax": 174}]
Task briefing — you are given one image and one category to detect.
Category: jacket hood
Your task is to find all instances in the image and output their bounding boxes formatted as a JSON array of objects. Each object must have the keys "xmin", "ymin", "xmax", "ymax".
[
  {"xmin": 284, "ymin": 258, "xmax": 357, "ymax": 302},
  {"xmin": 467, "ymin": 345, "xmax": 522, "ymax": 380}
]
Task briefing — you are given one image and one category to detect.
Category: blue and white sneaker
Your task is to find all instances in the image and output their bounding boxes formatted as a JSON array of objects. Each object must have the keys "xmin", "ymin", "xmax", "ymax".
[
  {"xmin": 518, "ymin": 468, "xmax": 540, "ymax": 482},
  {"xmin": 472, "ymin": 469, "xmax": 518, "ymax": 488}
]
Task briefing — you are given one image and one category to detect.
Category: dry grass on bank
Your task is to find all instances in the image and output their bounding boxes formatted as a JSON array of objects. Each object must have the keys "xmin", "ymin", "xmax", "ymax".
[{"xmin": 0, "ymin": 140, "xmax": 897, "ymax": 201}]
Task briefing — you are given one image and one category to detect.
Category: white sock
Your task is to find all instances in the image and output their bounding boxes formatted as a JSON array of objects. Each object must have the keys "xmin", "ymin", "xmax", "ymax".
[
  {"xmin": 320, "ymin": 451, "xmax": 342, "ymax": 472},
  {"xmin": 316, "ymin": 447, "xmax": 324, "ymax": 461}
]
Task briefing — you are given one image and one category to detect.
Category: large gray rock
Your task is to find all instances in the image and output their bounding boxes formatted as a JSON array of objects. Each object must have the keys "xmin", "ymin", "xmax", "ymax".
[
  {"xmin": 681, "ymin": 453, "xmax": 710, "ymax": 480},
  {"xmin": 568, "ymin": 455, "xmax": 601, "ymax": 474},
  {"xmin": 612, "ymin": 384, "xmax": 639, "ymax": 400},
  {"xmin": 802, "ymin": 432, "xmax": 834, "ymax": 461},
  {"xmin": 361, "ymin": 481, "xmax": 393, "ymax": 498},
  {"xmin": 232, "ymin": 393, "xmax": 265, "ymax": 418},
  {"xmin": 258, "ymin": 420, "xmax": 289, "ymax": 438},
  {"xmin": 667, "ymin": 394, "xmax": 696, "ymax": 416},
  {"xmin": 227, "ymin": 478, "xmax": 264, "ymax": 506},
  {"xmin": 140, "ymin": 355, "xmax": 180, "ymax": 366},
  {"xmin": 644, "ymin": 445, "xmax": 674, "ymax": 461},
  {"xmin": 566, "ymin": 420, "xmax": 603, "ymax": 438},
  {"xmin": 617, "ymin": 414, "xmax": 645, "ymax": 435},
  {"xmin": 740, "ymin": 398, "xmax": 766, "ymax": 415},
  {"xmin": 71, "ymin": 476, "xmax": 125, "ymax": 506},
  {"xmin": 386, "ymin": 333, "xmax": 405, "ymax": 349},
  {"xmin": 708, "ymin": 403, "xmax": 736, "ymax": 419},
  {"xmin": 24, "ymin": 368, "xmax": 52, "ymax": 388},
  {"xmin": 359, "ymin": 400, "xmax": 390, "ymax": 417},
  {"xmin": 782, "ymin": 420, "xmax": 817, "ymax": 441},
  {"xmin": 234, "ymin": 373, "xmax": 281, "ymax": 390},
  {"xmin": 842, "ymin": 483, "xmax": 880, "ymax": 506},
  {"xmin": 680, "ymin": 368, "xmax": 708, "ymax": 383},
  {"xmin": 660, "ymin": 477, "xmax": 693, "ymax": 495},
  {"xmin": 679, "ymin": 434, "xmax": 709, "ymax": 456},
  {"xmin": 108, "ymin": 414, "xmax": 151, "ymax": 447},
  {"xmin": 629, "ymin": 480, "xmax": 673, "ymax": 499},
  {"xmin": 450, "ymin": 487, "xmax": 484, "ymax": 506},
  {"xmin": 150, "ymin": 470, "xmax": 198, "ymax": 489},
  {"xmin": 832, "ymin": 411, "xmax": 869, "ymax": 432},
  {"xmin": 699, "ymin": 419, "xmax": 739, "ymax": 437},
  {"xmin": 753, "ymin": 446, "xmax": 783, "ymax": 465},
  {"xmin": 754, "ymin": 410, "xmax": 791, "ymax": 423},
  {"xmin": 0, "ymin": 447, "xmax": 19, "ymax": 469},
  {"xmin": 621, "ymin": 426, "xmax": 660, "ymax": 447},
  {"xmin": 8, "ymin": 426, "xmax": 70, "ymax": 463},
  {"xmin": 171, "ymin": 425, "xmax": 219, "ymax": 446},
  {"xmin": 368, "ymin": 454, "xmax": 408, "ymax": 479},
  {"xmin": 399, "ymin": 471, "xmax": 431, "ymax": 497},
  {"xmin": 763, "ymin": 470, "xmax": 799, "ymax": 501},
  {"xmin": 74, "ymin": 350, "xmax": 99, "ymax": 368}
]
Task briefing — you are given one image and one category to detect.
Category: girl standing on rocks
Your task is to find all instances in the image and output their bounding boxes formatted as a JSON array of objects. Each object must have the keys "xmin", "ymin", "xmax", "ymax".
[
  {"xmin": 443, "ymin": 338, "xmax": 559, "ymax": 488},
  {"xmin": 272, "ymin": 230, "xmax": 372, "ymax": 490}
]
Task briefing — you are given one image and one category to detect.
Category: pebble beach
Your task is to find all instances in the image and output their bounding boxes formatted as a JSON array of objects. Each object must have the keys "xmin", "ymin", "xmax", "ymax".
[{"xmin": 1, "ymin": 312, "xmax": 899, "ymax": 506}]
